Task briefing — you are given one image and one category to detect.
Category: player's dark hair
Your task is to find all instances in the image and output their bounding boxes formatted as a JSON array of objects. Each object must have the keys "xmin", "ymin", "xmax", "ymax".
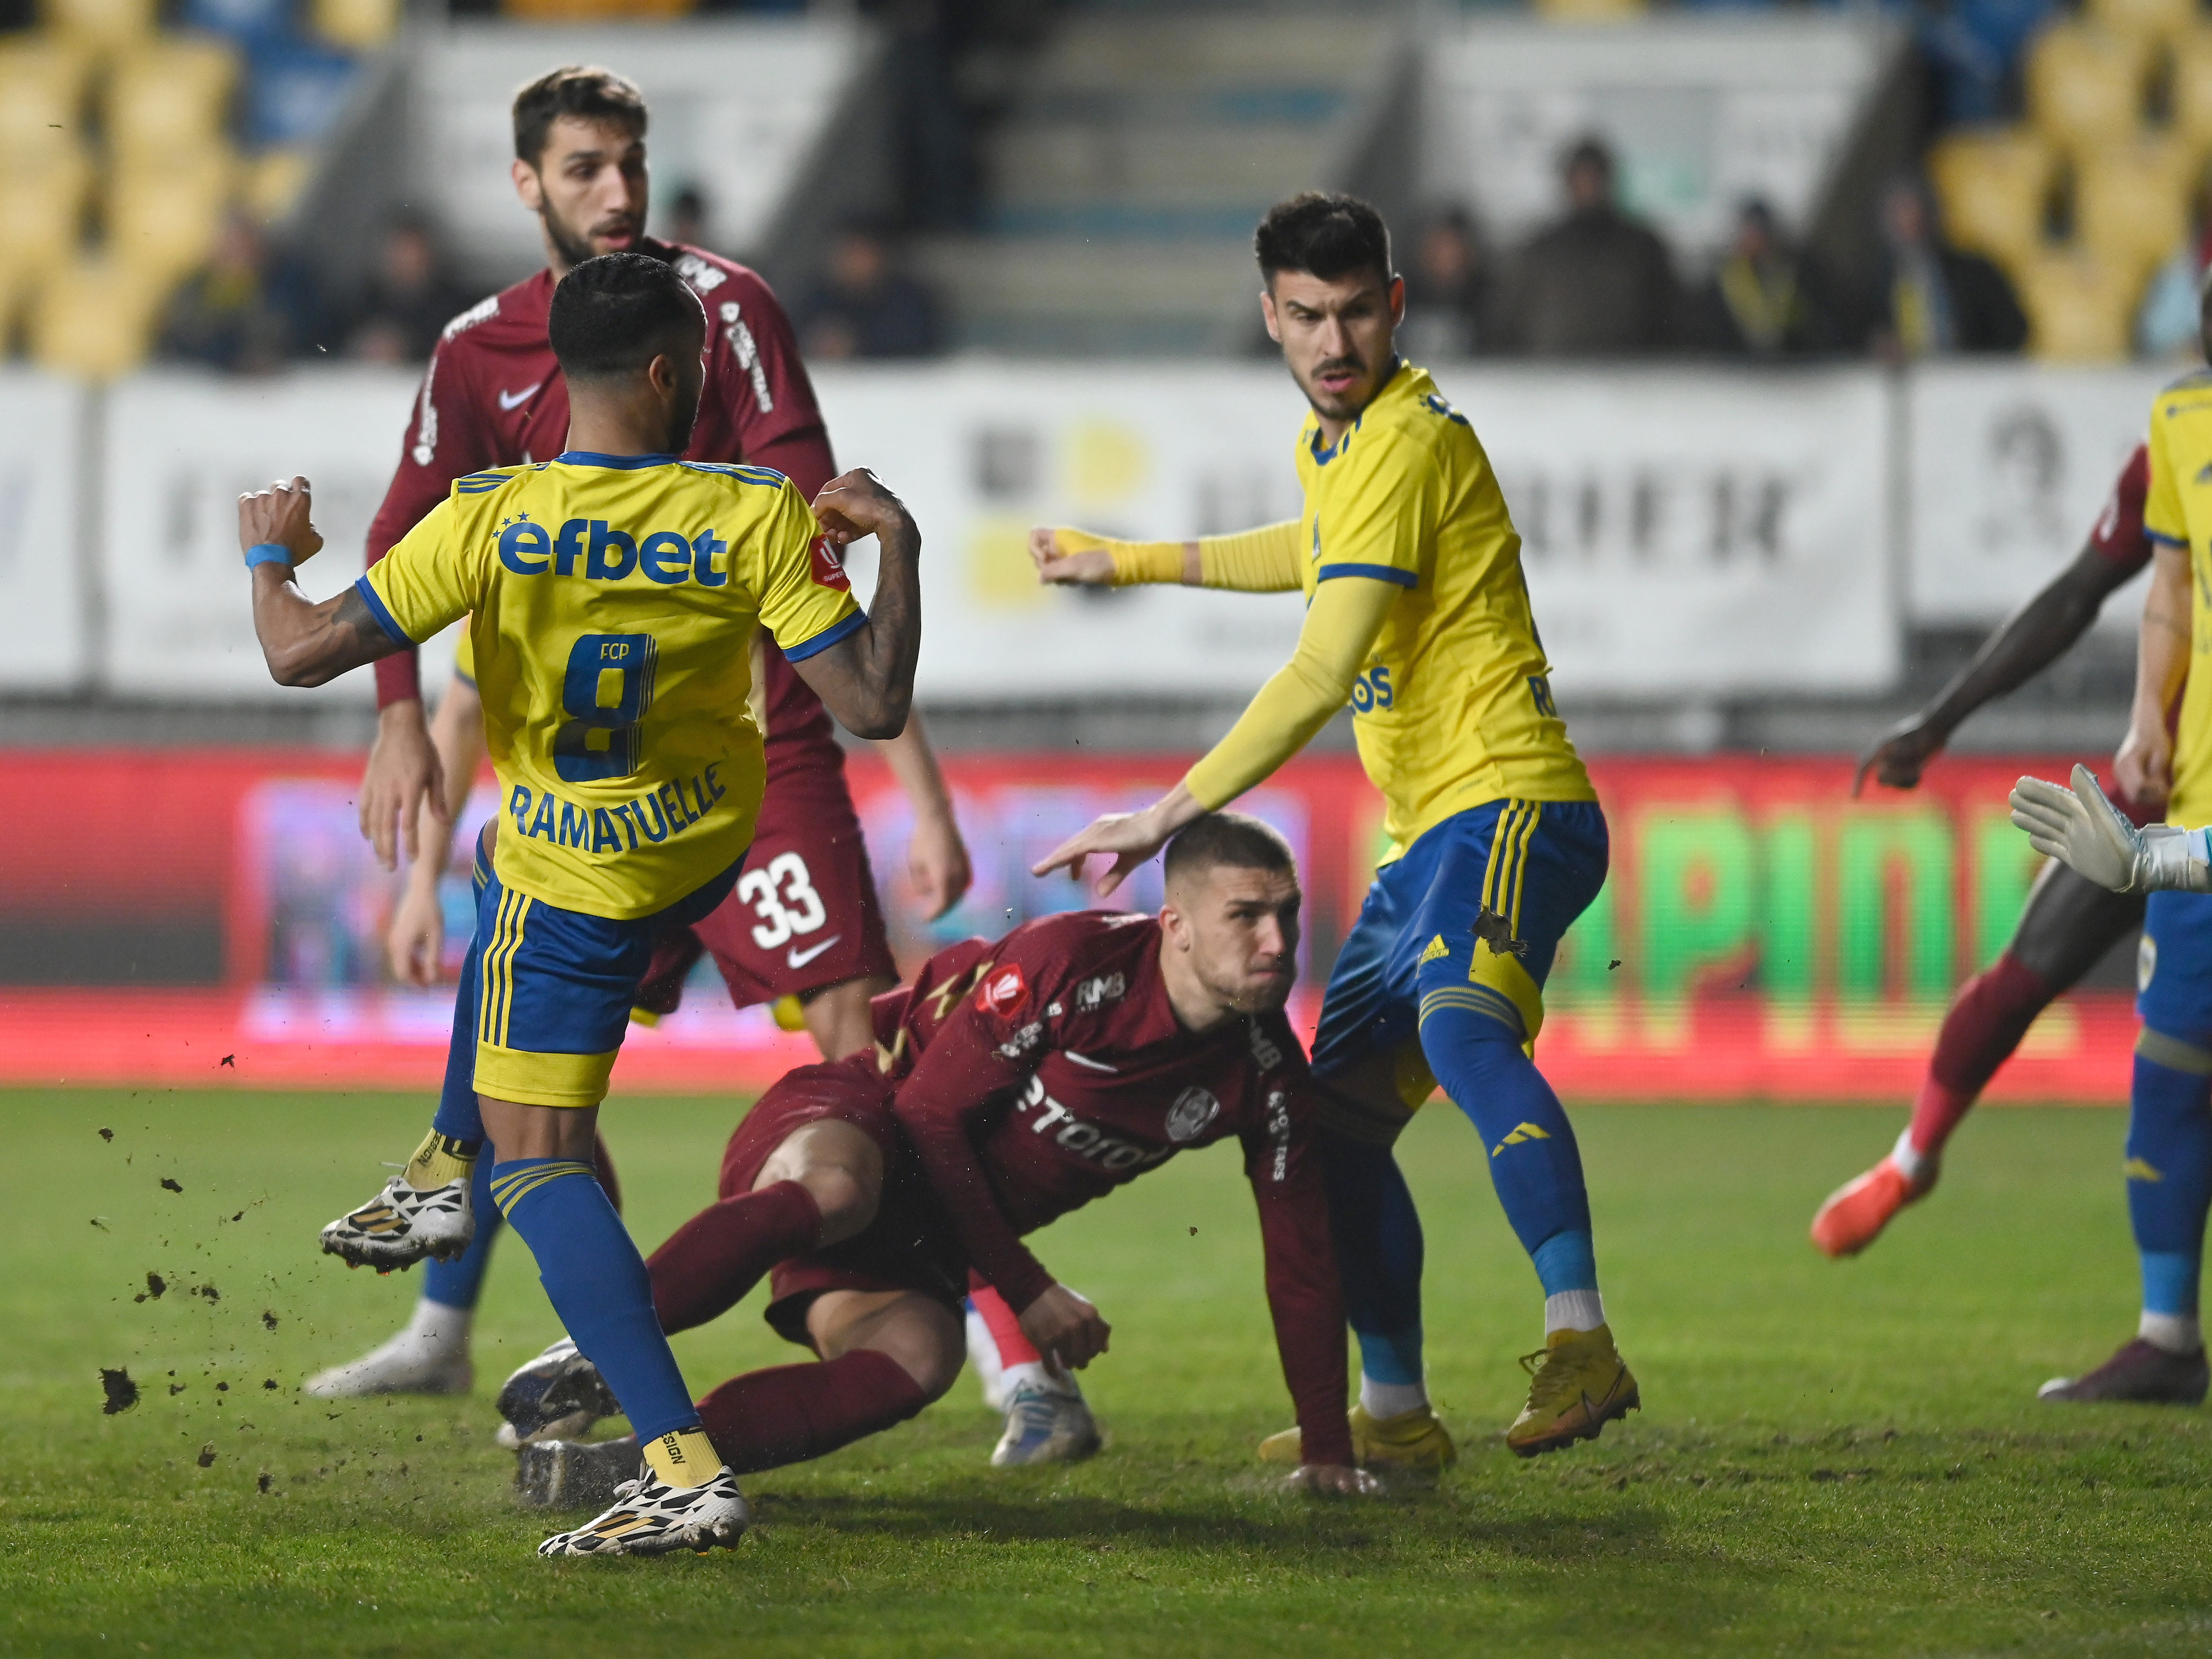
[
  {"xmin": 513, "ymin": 65, "xmax": 647, "ymax": 166},
  {"xmin": 1163, "ymin": 813, "xmax": 1297, "ymax": 887},
  {"xmin": 1254, "ymin": 192, "xmax": 1392, "ymax": 291},
  {"xmin": 548, "ymin": 253, "xmax": 702, "ymax": 381}
]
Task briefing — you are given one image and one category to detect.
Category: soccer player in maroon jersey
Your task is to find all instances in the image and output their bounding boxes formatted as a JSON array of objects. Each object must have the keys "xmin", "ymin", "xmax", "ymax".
[
  {"xmin": 497, "ymin": 814, "xmax": 1375, "ymax": 1502},
  {"xmin": 302, "ymin": 66, "xmax": 1049, "ymax": 1436},
  {"xmin": 1812, "ymin": 442, "xmax": 2166, "ymax": 1257}
]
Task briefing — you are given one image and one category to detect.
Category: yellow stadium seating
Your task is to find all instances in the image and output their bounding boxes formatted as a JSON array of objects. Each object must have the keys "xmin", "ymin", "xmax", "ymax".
[
  {"xmin": 2013, "ymin": 250, "xmax": 2142, "ymax": 359},
  {"xmin": 0, "ymin": 38, "xmax": 93, "ymax": 157},
  {"xmin": 246, "ymin": 148, "xmax": 313, "ymax": 226},
  {"xmin": 106, "ymin": 149, "xmax": 237, "ymax": 281},
  {"xmin": 1929, "ymin": 128, "xmax": 2055, "ymax": 266},
  {"xmin": 1531, "ymin": 0, "xmax": 1647, "ymax": 21},
  {"xmin": 2089, "ymin": 0, "xmax": 2199, "ymax": 45},
  {"xmin": 106, "ymin": 37, "xmax": 239, "ymax": 165},
  {"xmin": 0, "ymin": 149, "xmax": 94, "ymax": 281},
  {"xmin": 28, "ymin": 255, "xmax": 166, "ymax": 377},
  {"xmin": 2170, "ymin": 26, "xmax": 2212, "ymax": 153},
  {"xmin": 2026, "ymin": 23, "xmax": 2152, "ymax": 151},
  {"xmin": 2073, "ymin": 140, "xmax": 2196, "ymax": 279},
  {"xmin": 313, "ymin": 0, "xmax": 401, "ymax": 50},
  {"xmin": 41, "ymin": 0, "xmax": 156, "ymax": 51}
]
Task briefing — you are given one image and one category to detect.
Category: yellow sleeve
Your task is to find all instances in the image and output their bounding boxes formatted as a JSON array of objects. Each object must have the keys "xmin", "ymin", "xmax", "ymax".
[
  {"xmin": 358, "ymin": 496, "xmax": 474, "ymax": 646},
  {"xmin": 2147, "ymin": 410, "xmax": 2186, "ymax": 547},
  {"xmin": 1183, "ymin": 574, "xmax": 1398, "ymax": 809},
  {"xmin": 1053, "ymin": 522, "xmax": 1302, "ymax": 590},
  {"xmin": 1197, "ymin": 522, "xmax": 1303, "ymax": 592},
  {"xmin": 752, "ymin": 480, "xmax": 864, "ymax": 662},
  {"xmin": 1313, "ymin": 431, "xmax": 1429, "ymax": 586}
]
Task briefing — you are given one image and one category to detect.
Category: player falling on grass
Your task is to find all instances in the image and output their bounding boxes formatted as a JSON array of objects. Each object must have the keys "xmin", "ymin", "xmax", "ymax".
[
  {"xmin": 2004, "ymin": 347, "xmax": 2212, "ymax": 1406},
  {"xmin": 298, "ymin": 65, "xmax": 1083, "ymax": 1467},
  {"xmin": 493, "ymin": 815, "xmax": 1375, "ymax": 1505},
  {"xmin": 252, "ymin": 252, "xmax": 923, "ymax": 1554},
  {"xmin": 1028, "ymin": 192, "xmax": 1635, "ymax": 1464},
  {"xmin": 1810, "ymin": 442, "xmax": 2163, "ymax": 1257}
]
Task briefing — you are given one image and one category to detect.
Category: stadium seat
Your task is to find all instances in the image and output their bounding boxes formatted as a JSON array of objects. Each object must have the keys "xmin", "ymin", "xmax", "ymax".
[
  {"xmin": 105, "ymin": 37, "xmax": 241, "ymax": 165},
  {"xmin": 313, "ymin": 0, "xmax": 400, "ymax": 49},
  {"xmin": 106, "ymin": 150, "xmax": 237, "ymax": 280},
  {"xmin": 0, "ymin": 149, "xmax": 94, "ymax": 282},
  {"xmin": 2072, "ymin": 140, "xmax": 2195, "ymax": 280},
  {"xmin": 1928, "ymin": 128, "xmax": 2055, "ymax": 266},
  {"xmin": 0, "ymin": 37, "xmax": 94, "ymax": 156},
  {"xmin": 245, "ymin": 146, "xmax": 312, "ymax": 224},
  {"xmin": 27, "ymin": 255, "xmax": 166, "ymax": 377},
  {"xmin": 2025, "ymin": 23, "xmax": 2152, "ymax": 151},
  {"xmin": 2088, "ymin": 0, "xmax": 2198, "ymax": 44},
  {"xmin": 2169, "ymin": 25, "xmax": 2212, "ymax": 153},
  {"xmin": 42, "ymin": 0, "xmax": 158, "ymax": 51},
  {"xmin": 1532, "ymin": 0, "xmax": 1648, "ymax": 20},
  {"xmin": 2012, "ymin": 249, "xmax": 2140, "ymax": 358}
]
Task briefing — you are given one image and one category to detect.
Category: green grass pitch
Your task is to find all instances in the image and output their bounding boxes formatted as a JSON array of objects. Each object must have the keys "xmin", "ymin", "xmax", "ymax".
[{"xmin": 3, "ymin": 1087, "xmax": 2211, "ymax": 1658}]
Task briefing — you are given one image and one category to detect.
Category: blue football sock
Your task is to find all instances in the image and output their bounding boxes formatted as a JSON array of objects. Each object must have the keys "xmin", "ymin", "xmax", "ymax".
[
  {"xmin": 1315, "ymin": 1126, "xmax": 1425, "ymax": 1387},
  {"xmin": 1419, "ymin": 1001, "xmax": 1595, "ymax": 1269},
  {"xmin": 422, "ymin": 1153, "xmax": 502, "ymax": 1311},
  {"xmin": 490, "ymin": 1157, "xmax": 701, "ymax": 1444},
  {"xmin": 1530, "ymin": 1229, "xmax": 1598, "ymax": 1296},
  {"xmin": 429, "ymin": 927, "xmax": 486, "ymax": 1146},
  {"xmin": 2126, "ymin": 1041, "xmax": 2212, "ymax": 1320}
]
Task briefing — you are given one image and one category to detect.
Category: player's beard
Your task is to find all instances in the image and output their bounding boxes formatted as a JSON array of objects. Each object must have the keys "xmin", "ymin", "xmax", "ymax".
[
  {"xmin": 541, "ymin": 199, "xmax": 639, "ymax": 272},
  {"xmin": 1298, "ymin": 351, "xmax": 1372, "ymax": 423},
  {"xmin": 663, "ymin": 391, "xmax": 700, "ymax": 457}
]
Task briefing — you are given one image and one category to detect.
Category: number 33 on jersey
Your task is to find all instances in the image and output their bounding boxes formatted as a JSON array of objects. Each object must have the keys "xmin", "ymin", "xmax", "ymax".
[{"xmin": 355, "ymin": 451, "xmax": 864, "ymax": 921}]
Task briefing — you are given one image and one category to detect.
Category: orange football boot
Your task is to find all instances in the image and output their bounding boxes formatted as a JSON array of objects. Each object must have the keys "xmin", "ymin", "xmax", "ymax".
[{"xmin": 1810, "ymin": 1156, "xmax": 1932, "ymax": 1258}]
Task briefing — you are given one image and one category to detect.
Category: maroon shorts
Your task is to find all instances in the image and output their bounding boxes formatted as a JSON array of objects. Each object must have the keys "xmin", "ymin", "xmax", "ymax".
[
  {"xmin": 637, "ymin": 755, "xmax": 897, "ymax": 1017},
  {"xmin": 716, "ymin": 1054, "xmax": 968, "ymax": 1348}
]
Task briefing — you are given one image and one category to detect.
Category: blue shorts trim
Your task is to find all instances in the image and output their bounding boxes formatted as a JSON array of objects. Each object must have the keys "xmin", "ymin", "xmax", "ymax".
[
  {"xmin": 2138, "ymin": 890, "xmax": 2212, "ymax": 1048},
  {"xmin": 1311, "ymin": 798, "xmax": 1609, "ymax": 1082}
]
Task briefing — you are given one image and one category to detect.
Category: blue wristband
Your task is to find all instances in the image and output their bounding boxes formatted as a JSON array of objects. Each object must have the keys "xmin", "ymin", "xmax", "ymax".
[{"xmin": 244, "ymin": 542, "xmax": 294, "ymax": 570}]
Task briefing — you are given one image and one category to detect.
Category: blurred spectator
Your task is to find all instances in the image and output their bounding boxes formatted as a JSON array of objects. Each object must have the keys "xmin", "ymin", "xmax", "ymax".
[
  {"xmin": 798, "ymin": 226, "xmax": 944, "ymax": 360},
  {"xmin": 338, "ymin": 213, "xmax": 472, "ymax": 366},
  {"xmin": 1689, "ymin": 199, "xmax": 1837, "ymax": 357},
  {"xmin": 1496, "ymin": 137, "xmax": 1678, "ymax": 356},
  {"xmin": 157, "ymin": 209, "xmax": 309, "ymax": 374},
  {"xmin": 1397, "ymin": 207, "xmax": 1491, "ymax": 360},
  {"xmin": 666, "ymin": 185, "xmax": 711, "ymax": 253},
  {"xmin": 1869, "ymin": 176, "xmax": 2026, "ymax": 358},
  {"xmin": 2137, "ymin": 184, "xmax": 2212, "ymax": 359}
]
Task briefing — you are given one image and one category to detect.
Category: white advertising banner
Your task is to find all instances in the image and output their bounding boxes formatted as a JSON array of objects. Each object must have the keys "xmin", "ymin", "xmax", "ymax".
[
  {"xmin": 0, "ymin": 372, "xmax": 87, "ymax": 689},
  {"xmin": 101, "ymin": 368, "xmax": 463, "ymax": 702},
  {"xmin": 813, "ymin": 362, "xmax": 1896, "ymax": 699},
  {"xmin": 1906, "ymin": 361, "xmax": 2169, "ymax": 628}
]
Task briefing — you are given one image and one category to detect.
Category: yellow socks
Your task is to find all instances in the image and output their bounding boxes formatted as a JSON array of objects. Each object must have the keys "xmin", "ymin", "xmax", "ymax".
[
  {"xmin": 403, "ymin": 1131, "xmax": 479, "ymax": 1191},
  {"xmin": 643, "ymin": 1427, "xmax": 721, "ymax": 1488}
]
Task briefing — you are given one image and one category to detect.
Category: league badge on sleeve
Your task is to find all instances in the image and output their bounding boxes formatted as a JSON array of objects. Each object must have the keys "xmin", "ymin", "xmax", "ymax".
[{"xmin": 810, "ymin": 535, "xmax": 852, "ymax": 592}]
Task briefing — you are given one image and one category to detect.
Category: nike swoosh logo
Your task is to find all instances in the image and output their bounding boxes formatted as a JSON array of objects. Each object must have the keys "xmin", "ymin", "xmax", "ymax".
[
  {"xmin": 498, "ymin": 383, "xmax": 542, "ymax": 411},
  {"xmin": 1064, "ymin": 1051, "xmax": 1117, "ymax": 1073},
  {"xmin": 786, "ymin": 935, "xmax": 842, "ymax": 969}
]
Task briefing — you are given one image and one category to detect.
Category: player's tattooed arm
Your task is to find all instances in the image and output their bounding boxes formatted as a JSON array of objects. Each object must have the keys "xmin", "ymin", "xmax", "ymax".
[
  {"xmin": 242, "ymin": 473, "xmax": 403, "ymax": 688},
  {"xmin": 794, "ymin": 468, "xmax": 922, "ymax": 740}
]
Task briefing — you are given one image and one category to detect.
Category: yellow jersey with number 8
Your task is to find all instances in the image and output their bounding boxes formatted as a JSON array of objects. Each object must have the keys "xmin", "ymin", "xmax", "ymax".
[
  {"xmin": 2142, "ymin": 371, "xmax": 2212, "ymax": 827},
  {"xmin": 358, "ymin": 451, "xmax": 862, "ymax": 919},
  {"xmin": 1295, "ymin": 361, "xmax": 1593, "ymax": 856}
]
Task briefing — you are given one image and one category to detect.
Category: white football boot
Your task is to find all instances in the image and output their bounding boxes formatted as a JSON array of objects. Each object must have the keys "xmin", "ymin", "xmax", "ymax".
[
  {"xmin": 304, "ymin": 1302, "xmax": 474, "ymax": 1397},
  {"xmin": 319, "ymin": 1171, "xmax": 473, "ymax": 1270},
  {"xmin": 990, "ymin": 1377, "xmax": 1102, "ymax": 1467},
  {"xmin": 536, "ymin": 1466, "xmax": 749, "ymax": 1557}
]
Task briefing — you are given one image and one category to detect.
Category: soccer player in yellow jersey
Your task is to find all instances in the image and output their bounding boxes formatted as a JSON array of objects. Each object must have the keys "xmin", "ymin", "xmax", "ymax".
[
  {"xmin": 236, "ymin": 253, "xmax": 922, "ymax": 1555},
  {"xmin": 2005, "ymin": 361, "xmax": 2212, "ymax": 1406},
  {"xmin": 1031, "ymin": 193, "xmax": 1636, "ymax": 1462}
]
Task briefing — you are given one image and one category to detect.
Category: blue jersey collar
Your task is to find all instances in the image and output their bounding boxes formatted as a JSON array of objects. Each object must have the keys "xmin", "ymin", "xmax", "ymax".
[{"xmin": 555, "ymin": 450, "xmax": 680, "ymax": 469}]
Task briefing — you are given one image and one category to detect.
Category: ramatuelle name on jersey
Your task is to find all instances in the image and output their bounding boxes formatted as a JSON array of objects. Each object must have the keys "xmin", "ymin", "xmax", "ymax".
[{"xmin": 507, "ymin": 766, "xmax": 729, "ymax": 857}]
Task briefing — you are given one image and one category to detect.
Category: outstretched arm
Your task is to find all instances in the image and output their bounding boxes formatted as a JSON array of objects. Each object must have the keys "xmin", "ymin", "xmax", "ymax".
[
  {"xmin": 1033, "ymin": 574, "xmax": 1397, "ymax": 895},
  {"xmin": 1029, "ymin": 521, "xmax": 1305, "ymax": 592},
  {"xmin": 787, "ymin": 469, "xmax": 921, "ymax": 742},
  {"xmin": 241, "ymin": 478, "xmax": 403, "ymax": 687},
  {"xmin": 2011, "ymin": 764, "xmax": 2209, "ymax": 893},
  {"xmin": 1855, "ymin": 543, "xmax": 2145, "ymax": 795}
]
